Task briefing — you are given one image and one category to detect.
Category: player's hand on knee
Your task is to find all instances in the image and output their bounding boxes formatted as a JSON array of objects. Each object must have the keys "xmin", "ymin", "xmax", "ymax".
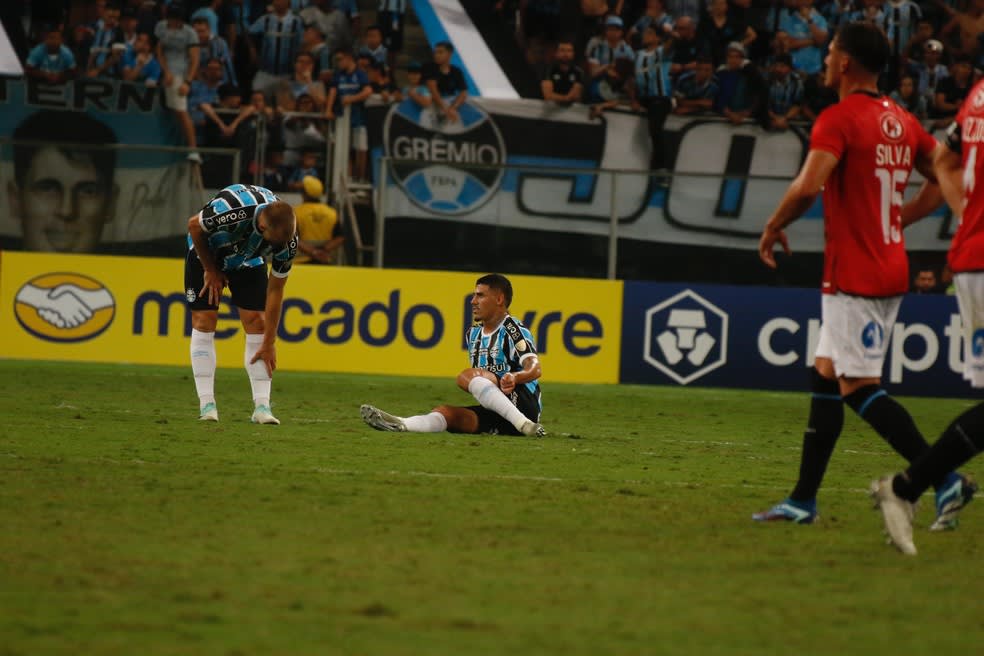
[{"xmin": 200, "ymin": 269, "xmax": 227, "ymax": 306}]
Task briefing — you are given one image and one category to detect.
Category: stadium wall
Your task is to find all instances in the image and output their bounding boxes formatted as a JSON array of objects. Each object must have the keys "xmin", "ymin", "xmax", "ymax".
[
  {"xmin": 0, "ymin": 252, "xmax": 622, "ymax": 384},
  {"xmin": 1, "ymin": 252, "xmax": 977, "ymax": 398}
]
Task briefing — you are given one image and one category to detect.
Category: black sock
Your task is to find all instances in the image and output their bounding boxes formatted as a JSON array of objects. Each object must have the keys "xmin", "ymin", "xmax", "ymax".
[
  {"xmin": 844, "ymin": 385, "xmax": 931, "ymax": 463},
  {"xmin": 790, "ymin": 369, "xmax": 844, "ymax": 503},
  {"xmin": 893, "ymin": 402, "xmax": 984, "ymax": 502}
]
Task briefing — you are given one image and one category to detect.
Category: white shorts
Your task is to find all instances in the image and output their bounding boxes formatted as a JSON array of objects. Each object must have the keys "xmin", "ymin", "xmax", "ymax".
[
  {"xmin": 954, "ymin": 272, "xmax": 984, "ymax": 388},
  {"xmin": 814, "ymin": 293, "xmax": 902, "ymax": 378},
  {"xmin": 163, "ymin": 75, "xmax": 188, "ymax": 111},
  {"xmin": 351, "ymin": 125, "xmax": 368, "ymax": 151}
]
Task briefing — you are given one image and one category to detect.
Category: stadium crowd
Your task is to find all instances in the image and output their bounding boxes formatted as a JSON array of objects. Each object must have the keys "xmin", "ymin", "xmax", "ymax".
[
  {"xmin": 7, "ymin": 0, "xmax": 983, "ymax": 186},
  {"xmin": 513, "ymin": 0, "xmax": 983, "ymax": 130},
  {"xmin": 12, "ymin": 0, "xmax": 417, "ymax": 188}
]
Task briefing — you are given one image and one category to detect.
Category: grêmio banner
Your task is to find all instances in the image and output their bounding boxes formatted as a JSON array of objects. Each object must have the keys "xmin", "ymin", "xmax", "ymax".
[
  {"xmin": 366, "ymin": 97, "xmax": 954, "ymax": 254},
  {"xmin": 619, "ymin": 281, "xmax": 973, "ymax": 398}
]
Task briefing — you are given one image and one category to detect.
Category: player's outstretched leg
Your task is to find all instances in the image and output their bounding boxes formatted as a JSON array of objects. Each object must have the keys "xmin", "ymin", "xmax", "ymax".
[
  {"xmin": 360, "ymin": 404, "xmax": 452, "ymax": 433},
  {"xmin": 752, "ymin": 368, "xmax": 841, "ymax": 524},
  {"xmin": 465, "ymin": 375, "xmax": 544, "ymax": 437},
  {"xmin": 191, "ymin": 328, "xmax": 219, "ymax": 422},
  {"xmin": 244, "ymin": 333, "xmax": 279, "ymax": 425},
  {"xmin": 870, "ymin": 475, "xmax": 917, "ymax": 555},
  {"xmin": 843, "ymin": 383, "xmax": 974, "ymax": 528}
]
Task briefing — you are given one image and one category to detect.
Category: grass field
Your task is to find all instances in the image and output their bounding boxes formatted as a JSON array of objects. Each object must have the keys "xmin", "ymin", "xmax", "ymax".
[{"xmin": 1, "ymin": 360, "xmax": 983, "ymax": 655}]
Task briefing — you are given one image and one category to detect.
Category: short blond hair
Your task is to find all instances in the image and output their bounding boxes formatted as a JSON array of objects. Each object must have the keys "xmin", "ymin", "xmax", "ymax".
[{"xmin": 262, "ymin": 201, "xmax": 296, "ymax": 243}]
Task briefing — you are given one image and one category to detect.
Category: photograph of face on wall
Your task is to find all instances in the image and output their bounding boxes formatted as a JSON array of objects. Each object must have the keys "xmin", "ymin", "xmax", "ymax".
[{"xmin": 0, "ymin": 78, "xmax": 205, "ymax": 256}]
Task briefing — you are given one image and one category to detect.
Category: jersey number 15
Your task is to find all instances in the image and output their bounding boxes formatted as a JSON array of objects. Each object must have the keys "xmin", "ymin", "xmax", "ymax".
[{"xmin": 875, "ymin": 167, "xmax": 906, "ymax": 244}]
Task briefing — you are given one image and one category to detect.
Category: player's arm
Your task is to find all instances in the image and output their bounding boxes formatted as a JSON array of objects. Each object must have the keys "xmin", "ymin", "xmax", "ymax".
[
  {"xmin": 185, "ymin": 44, "xmax": 200, "ymax": 85},
  {"xmin": 426, "ymin": 78, "xmax": 444, "ymax": 110},
  {"xmin": 541, "ymin": 78, "xmax": 558, "ymax": 101},
  {"xmin": 935, "ymin": 122, "xmax": 965, "ymax": 217},
  {"xmin": 188, "ymin": 213, "xmax": 226, "ymax": 305},
  {"xmin": 250, "ymin": 274, "xmax": 287, "ymax": 375},
  {"xmin": 759, "ymin": 149, "xmax": 838, "ymax": 268},
  {"xmin": 500, "ymin": 355, "xmax": 541, "ymax": 394}
]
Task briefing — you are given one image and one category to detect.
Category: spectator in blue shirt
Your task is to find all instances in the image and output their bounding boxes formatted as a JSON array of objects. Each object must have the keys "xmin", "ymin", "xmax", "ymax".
[
  {"xmin": 359, "ymin": 24, "xmax": 388, "ymax": 65},
  {"xmin": 587, "ymin": 15, "xmax": 635, "ymax": 79},
  {"xmin": 402, "ymin": 61, "xmax": 432, "ymax": 109},
  {"xmin": 189, "ymin": 58, "xmax": 227, "ymax": 143},
  {"xmin": 25, "ymin": 25, "xmax": 78, "ymax": 84},
  {"xmin": 248, "ymin": 0, "xmax": 305, "ymax": 97},
  {"xmin": 288, "ymin": 150, "xmax": 320, "ymax": 191},
  {"xmin": 191, "ymin": 0, "xmax": 222, "ymax": 36},
  {"xmin": 766, "ymin": 53, "xmax": 803, "ymax": 130},
  {"xmin": 673, "ymin": 57, "xmax": 718, "ymax": 115},
  {"xmin": 121, "ymin": 31, "xmax": 163, "ymax": 85},
  {"xmin": 779, "ymin": 0, "xmax": 828, "ymax": 75},
  {"xmin": 192, "ymin": 16, "xmax": 237, "ymax": 84},
  {"xmin": 326, "ymin": 47, "xmax": 372, "ymax": 181},
  {"xmin": 628, "ymin": 0, "xmax": 674, "ymax": 49},
  {"xmin": 87, "ymin": 4, "xmax": 124, "ymax": 78}
]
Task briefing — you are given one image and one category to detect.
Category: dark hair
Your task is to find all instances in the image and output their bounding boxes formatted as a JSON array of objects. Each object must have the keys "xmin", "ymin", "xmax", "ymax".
[
  {"xmin": 295, "ymin": 51, "xmax": 314, "ymax": 61},
  {"xmin": 476, "ymin": 273, "xmax": 513, "ymax": 308},
  {"xmin": 13, "ymin": 110, "xmax": 117, "ymax": 189},
  {"xmin": 434, "ymin": 40, "xmax": 454, "ymax": 53},
  {"xmin": 835, "ymin": 22, "xmax": 889, "ymax": 76},
  {"xmin": 334, "ymin": 46, "xmax": 354, "ymax": 58},
  {"xmin": 695, "ymin": 56, "xmax": 713, "ymax": 66},
  {"xmin": 774, "ymin": 53, "xmax": 793, "ymax": 67},
  {"xmin": 369, "ymin": 60, "xmax": 387, "ymax": 72},
  {"xmin": 191, "ymin": 16, "xmax": 209, "ymax": 26},
  {"xmin": 556, "ymin": 36, "xmax": 576, "ymax": 47},
  {"xmin": 366, "ymin": 24, "xmax": 382, "ymax": 34}
]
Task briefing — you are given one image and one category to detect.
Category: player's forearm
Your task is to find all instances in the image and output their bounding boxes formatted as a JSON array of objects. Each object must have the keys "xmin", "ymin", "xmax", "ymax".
[
  {"xmin": 188, "ymin": 219, "xmax": 219, "ymax": 272},
  {"xmin": 901, "ymin": 180, "xmax": 944, "ymax": 227},
  {"xmin": 767, "ymin": 185, "xmax": 817, "ymax": 232},
  {"xmin": 513, "ymin": 357, "xmax": 542, "ymax": 384},
  {"xmin": 263, "ymin": 283, "xmax": 286, "ymax": 346},
  {"xmin": 935, "ymin": 145, "xmax": 966, "ymax": 217},
  {"xmin": 450, "ymin": 91, "xmax": 467, "ymax": 110}
]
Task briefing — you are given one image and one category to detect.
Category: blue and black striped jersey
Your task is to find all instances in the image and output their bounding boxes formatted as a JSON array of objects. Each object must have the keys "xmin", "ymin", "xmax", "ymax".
[
  {"xmin": 190, "ymin": 184, "xmax": 298, "ymax": 277},
  {"xmin": 467, "ymin": 315, "xmax": 541, "ymax": 404}
]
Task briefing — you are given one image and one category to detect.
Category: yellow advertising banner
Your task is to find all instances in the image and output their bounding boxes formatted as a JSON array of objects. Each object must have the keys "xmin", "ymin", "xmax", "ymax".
[{"xmin": 0, "ymin": 252, "xmax": 623, "ymax": 383}]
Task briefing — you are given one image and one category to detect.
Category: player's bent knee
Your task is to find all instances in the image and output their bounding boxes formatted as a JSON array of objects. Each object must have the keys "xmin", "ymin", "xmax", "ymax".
[
  {"xmin": 191, "ymin": 311, "xmax": 218, "ymax": 332},
  {"xmin": 456, "ymin": 368, "xmax": 495, "ymax": 391},
  {"xmin": 239, "ymin": 310, "xmax": 265, "ymax": 334}
]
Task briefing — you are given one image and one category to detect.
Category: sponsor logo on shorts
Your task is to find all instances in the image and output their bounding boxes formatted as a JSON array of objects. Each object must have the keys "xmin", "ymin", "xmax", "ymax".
[
  {"xmin": 972, "ymin": 329, "xmax": 984, "ymax": 358},
  {"xmin": 643, "ymin": 289, "xmax": 728, "ymax": 385},
  {"xmin": 14, "ymin": 273, "xmax": 116, "ymax": 343},
  {"xmin": 861, "ymin": 321, "xmax": 884, "ymax": 350}
]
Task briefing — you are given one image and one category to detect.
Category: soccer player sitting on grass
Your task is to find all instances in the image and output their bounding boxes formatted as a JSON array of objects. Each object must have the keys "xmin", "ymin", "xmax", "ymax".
[
  {"xmin": 186, "ymin": 183, "xmax": 298, "ymax": 425},
  {"xmin": 361, "ymin": 274, "xmax": 546, "ymax": 437}
]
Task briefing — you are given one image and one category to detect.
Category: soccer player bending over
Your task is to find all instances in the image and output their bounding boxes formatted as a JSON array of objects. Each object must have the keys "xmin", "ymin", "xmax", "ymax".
[
  {"xmin": 753, "ymin": 22, "xmax": 974, "ymax": 529},
  {"xmin": 361, "ymin": 274, "xmax": 546, "ymax": 437},
  {"xmin": 870, "ymin": 76, "xmax": 984, "ymax": 555},
  {"xmin": 186, "ymin": 183, "xmax": 298, "ymax": 424}
]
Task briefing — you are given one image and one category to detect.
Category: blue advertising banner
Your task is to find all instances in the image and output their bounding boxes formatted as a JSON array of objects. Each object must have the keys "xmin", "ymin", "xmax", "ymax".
[{"xmin": 620, "ymin": 282, "xmax": 973, "ymax": 398}]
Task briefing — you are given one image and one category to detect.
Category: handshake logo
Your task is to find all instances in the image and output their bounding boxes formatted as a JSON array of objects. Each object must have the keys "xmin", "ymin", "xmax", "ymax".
[{"xmin": 14, "ymin": 273, "xmax": 116, "ymax": 343}]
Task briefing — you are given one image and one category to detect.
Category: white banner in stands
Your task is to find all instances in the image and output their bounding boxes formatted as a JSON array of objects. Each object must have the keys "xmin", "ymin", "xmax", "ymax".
[
  {"xmin": 371, "ymin": 97, "xmax": 953, "ymax": 253},
  {"xmin": 0, "ymin": 24, "xmax": 22, "ymax": 77}
]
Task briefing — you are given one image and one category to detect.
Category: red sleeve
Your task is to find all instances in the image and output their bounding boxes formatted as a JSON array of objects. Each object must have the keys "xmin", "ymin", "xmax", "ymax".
[
  {"xmin": 911, "ymin": 115, "xmax": 938, "ymax": 159},
  {"xmin": 809, "ymin": 106, "xmax": 846, "ymax": 159}
]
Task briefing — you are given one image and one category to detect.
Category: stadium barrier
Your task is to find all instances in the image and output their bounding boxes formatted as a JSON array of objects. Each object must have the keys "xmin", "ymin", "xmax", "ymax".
[{"xmin": 0, "ymin": 252, "xmax": 622, "ymax": 384}]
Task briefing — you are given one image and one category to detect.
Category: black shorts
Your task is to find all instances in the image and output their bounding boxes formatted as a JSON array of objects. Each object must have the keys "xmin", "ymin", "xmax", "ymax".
[
  {"xmin": 378, "ymin": 11, "xmax": 404, "ymax": 52},
  {"xmin": 184, "ymin": 249, "xmax": 267, "ymax": 311},
  {"xmin": 465, "ymin": 384, "xmax": 541, "ymax": 436}
]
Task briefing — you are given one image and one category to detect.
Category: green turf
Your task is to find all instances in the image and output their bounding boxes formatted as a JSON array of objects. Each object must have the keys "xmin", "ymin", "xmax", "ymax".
[{"xmin": 1, "ymin": 360, "xmax": 982, "ymax": 655}]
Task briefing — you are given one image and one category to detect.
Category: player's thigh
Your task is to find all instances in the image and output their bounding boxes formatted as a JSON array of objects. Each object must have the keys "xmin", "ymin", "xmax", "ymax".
[
  {"xmin": 955, "ymin": 272, "xmax": 984, "ymax": 388},
  {"xmin": 456, "ymin": 367, "xmax": 497, "ymax": 391},
  {"xmin": 227, "ymin": 266, "xmax": 267, "ymax": 313},
  {"xmin": 815, "ymin": 293, "xmax": 900, "ymax": 380},
  {"xmin": 184, "ymin": 249, "xmax": 220, "ymax": 311}
]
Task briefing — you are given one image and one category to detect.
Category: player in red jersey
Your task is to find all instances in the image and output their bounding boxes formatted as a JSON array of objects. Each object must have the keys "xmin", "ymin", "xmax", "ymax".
[
  {"xmin": 871, "ymin": 79, "xmax": 984, "ymax": 555},
  {"xmin": 753, "ymin": 22, "xmax": 973, "ymax": 530}
]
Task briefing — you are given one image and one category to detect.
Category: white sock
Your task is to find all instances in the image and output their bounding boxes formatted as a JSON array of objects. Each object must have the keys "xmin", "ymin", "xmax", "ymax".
[
  {"xmin": 244, "ymin": 333, "xmax": 271, "ymax": 407},
  {"xmin": 402, "ymin": 412, "xmax": 448, "ymax": 433},
  {"xmin": 467, "ymin": 376, "xmax": 530, "ymax": 432},
  {"xmin": 190, "ymin": 329, "xmax": 216, "ymax": 405}
]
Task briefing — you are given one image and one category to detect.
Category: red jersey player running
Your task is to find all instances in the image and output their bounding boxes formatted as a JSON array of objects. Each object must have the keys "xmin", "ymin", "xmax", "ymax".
[
  {"xmin": 871, "ymin": 78, "xmax": 984, "ymax": 555},
  {"xmin": 753, "ymin": 21, "xmax": 975, "ymax": 530}
]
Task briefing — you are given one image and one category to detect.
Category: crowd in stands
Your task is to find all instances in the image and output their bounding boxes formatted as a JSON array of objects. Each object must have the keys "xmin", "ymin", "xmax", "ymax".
[
  {"xmin": 16, "ymin": 0, "xmax": 419, "ymax": 189},
  {"xmin": 12, "ymin": 0, "xmax": 984, "ymax": 191},
  {"xmin": 518, "ymin": 0, "xmax": 983, "ymax": 131}
]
